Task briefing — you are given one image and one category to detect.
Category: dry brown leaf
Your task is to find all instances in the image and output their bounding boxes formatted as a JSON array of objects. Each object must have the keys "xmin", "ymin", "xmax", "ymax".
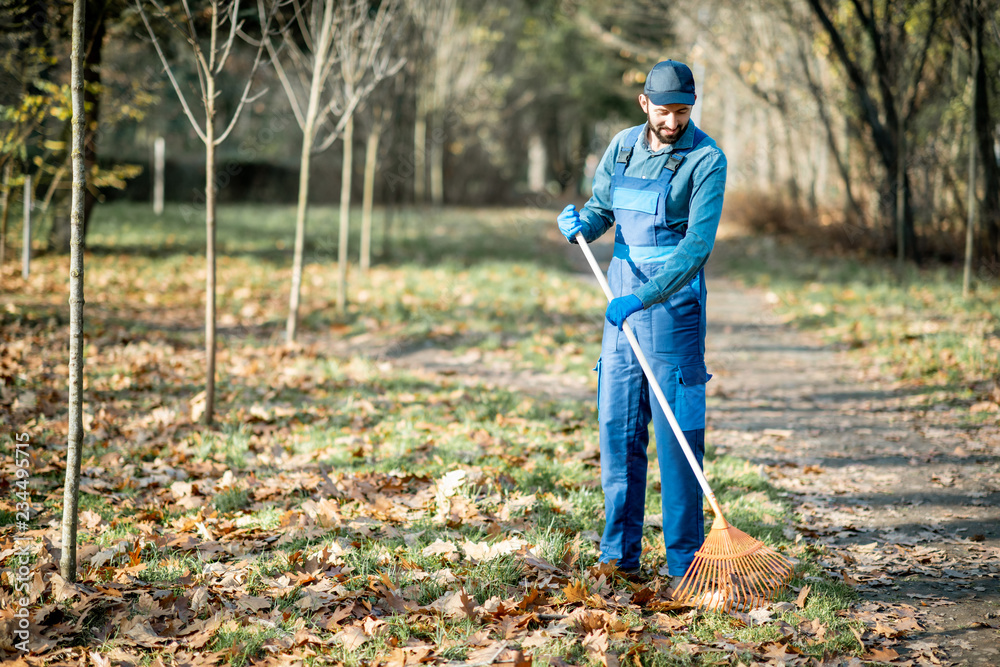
[
  {"xmin": 572, "ymin": 609, "xmax": 611, "ymax": 633},
  {"xmin": 562, "ymin": 580, "xmax": 590, "ymax": 604},
  {"xmin": 494, "ymin": 649, "xmax": 532, "ymax": 667},
  {"xmin": 794, "ymin": 584, "xmax": 811, "ymax": 608},
  {"xmin": 89, "ymin": 651, "xmax": 112, "ymax": 667},
  {"xmin": 759, "ymin": 642, "xmax": 801, "ymax": 661},
  {"xmin": 49, "ymin": 572, "xmax": 85, "ymax": 602},
  {"xmin": 582, "ymin": 629, "xmax": 610, "ymax": 657},
  {"xmin": 235, "ymin": 594, "xmax": 271, "ymax": 612},
  {"xmin": 422, "ymin": 539, "xmax": 460, "ymax": 559},
  {"xmin": 651, "ymin": 612, "xmax": 687, "ymax": 633},
  {"xmin": 864, "ymin": 646, "xmax": 900, "ymax": 661},
  {"xmin": 466, "ymin": 642, "xmax": 510, "ymax": 665},
  {"xmin": 334, "ymin": 625, "xmax": 368, "ymax": 651},
  {"xmin": 124, "ymin": 621, "xmax": 164, "ymax": 648}
]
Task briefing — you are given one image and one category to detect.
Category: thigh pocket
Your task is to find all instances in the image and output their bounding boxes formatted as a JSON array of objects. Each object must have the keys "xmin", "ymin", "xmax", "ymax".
[{"xmin": 675, "ymin": 362, "xmax": 712, "ymax": 430}]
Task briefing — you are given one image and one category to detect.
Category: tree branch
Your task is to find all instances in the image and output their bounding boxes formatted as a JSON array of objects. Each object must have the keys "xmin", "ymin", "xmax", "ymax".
[
  {"xmin": 216, "ymin": 0, "xmax": 242, "ymax": 74},
  {"xmin": 849, "ymin": 0, "xmax": 899, "ymax": 134},
  {"xmin": 805, "ymin": 0, "xmax": 894, "ymax": 164},
  {"xmin": 135, "ymin": 0, "xmax": 207, "ymax": 143},
  {"xmin": 903, "ymin": 0, "xmax": 941, "ymax": 124},
  {"xmin": 216, "ymin": 0, "xmax": 277, "ymax": 144}
]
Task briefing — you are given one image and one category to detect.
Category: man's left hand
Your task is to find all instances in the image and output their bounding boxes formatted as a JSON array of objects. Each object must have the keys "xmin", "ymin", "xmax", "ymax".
[{"xmin": 606, "ymin": 295, "xmax": 643, "ymax": 329}]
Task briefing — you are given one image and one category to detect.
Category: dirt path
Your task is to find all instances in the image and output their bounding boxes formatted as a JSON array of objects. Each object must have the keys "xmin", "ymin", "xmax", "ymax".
[{"xmin": 704, "ymin": 268, "xmax": 1000, "ymax": 666}]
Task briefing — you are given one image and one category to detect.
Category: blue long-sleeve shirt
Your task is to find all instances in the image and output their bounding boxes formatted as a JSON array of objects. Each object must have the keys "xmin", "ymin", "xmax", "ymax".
[{"xmin": 576, "ymin": 121, "xmax": 727, "ymax": 308}]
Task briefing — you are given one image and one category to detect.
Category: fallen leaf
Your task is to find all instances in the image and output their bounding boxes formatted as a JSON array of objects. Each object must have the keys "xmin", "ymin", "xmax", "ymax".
[
  {"xmin": 864, "ymin": 647, "xmax": 900, "ymax": 661},
  {"xmin": 334, "ymin": 625, "xmax": 368, "ymax": 651},
  {"xmin": 795, "ymin": 584, "xmax": 811, "ymax": 608},
  {"xmin": 563, "ymin": 580, "xmax": 590, "ymax": 604},
  {"xmin": 124, "ymin": 621, "xmax": 164, "ymax": 648}
]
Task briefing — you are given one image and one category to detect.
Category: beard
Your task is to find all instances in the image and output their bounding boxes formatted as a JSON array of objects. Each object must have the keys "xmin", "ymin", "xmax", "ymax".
[{"xmin": 648, "ymin": 117, "xmax": 687, "ymax": 146}]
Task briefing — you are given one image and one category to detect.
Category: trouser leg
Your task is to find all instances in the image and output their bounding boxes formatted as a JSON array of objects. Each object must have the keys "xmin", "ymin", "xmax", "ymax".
[
  {"xmin": 653, "ymin": 412, "xmax": 705, "ymax": 576},
  {"xmin": 598, "ymin": 347, "xmax": 650, "ymax": 570}
]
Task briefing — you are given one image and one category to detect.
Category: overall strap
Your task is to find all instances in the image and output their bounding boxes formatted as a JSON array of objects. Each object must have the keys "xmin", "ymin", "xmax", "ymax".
[
  {"xmin": 614, "ymin": 125, "xmax": 645, "ymax": 179},
  {"xmin": 663, "ymin": 127, "xmax": 709, "ymax": 173}
]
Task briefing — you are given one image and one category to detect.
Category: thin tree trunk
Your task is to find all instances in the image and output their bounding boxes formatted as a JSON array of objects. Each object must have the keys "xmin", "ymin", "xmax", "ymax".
[
  {"xmin": 429, "ymin": 110, "xmax": 444, "ymax": 206},
  {"xmin": 287, "ymin": 129, "xmax": 314, "ymax": 343},
  {"xmin": 413, "ymin": 94, "xmax": 426, "ymax": 204},
  {"xmin": 337, "ymin": 114, "xmax": 354, "ymax": 314},
  {"xmin": 361, "ymin": 116, "xmax": 382, "ymax": 274},
  {"xmin": 61, "ymin": 0, "xmax": 86, "ymax": 582},
  {"xmin": 0, "ymin": 160, "xmax": 12, "ymax": 266},
  {"xmin": 965, "ymin": 4, "xmax": 980, "ymax": 297},
  {"xmin": 203, "ymin": 8, "xmax": 218, "ymax": 426},
  {"xmin": 286, "ymin": 0, "xmax": 334, "ymax": 344},
  {"xmin": 22, "ymin": 175, "xmax": 31, "ymax": 280},
  {"xmin": 895, "ymin": 120, "xmax": 907, "ymax": 268},
  {"xmin": 973, "ymin": 5, "xmax": 1000, "ymax": 261},
  {"xmin": 153, "ymin": 137, "xmax": 165, "ymax": 215},
  {"xmin": 81, "ymin": 0, "xmax": 107, "ymax": 243}
]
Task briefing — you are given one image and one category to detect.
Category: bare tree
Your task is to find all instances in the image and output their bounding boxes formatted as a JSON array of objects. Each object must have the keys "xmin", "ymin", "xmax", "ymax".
[
  {"xmin": 360, "ymin": 104, "xmax": 388, "ymax": 274},
  {"xmin": 804, "ymin": 0, "xmax": 944, "ymax": 262},
  {"xmin": 404, "ymin": 0, "xmax": 485, "ymax": 207},
  {"xmin": 61, "ymin": 0, "xmax": 86, "ymax": 582},
  {"xmin": 135, "ymin": 0, "xmax": 275, "ymax": 424},
  {"xmin": 264, "ymin": 0, "xmax": 403, "ymax": 339}
]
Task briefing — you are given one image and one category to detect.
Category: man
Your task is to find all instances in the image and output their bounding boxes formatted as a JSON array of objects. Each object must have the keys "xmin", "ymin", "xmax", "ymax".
[{"xmin": 556, "ymin": 60, "xmax": 727, "ymax": 585}]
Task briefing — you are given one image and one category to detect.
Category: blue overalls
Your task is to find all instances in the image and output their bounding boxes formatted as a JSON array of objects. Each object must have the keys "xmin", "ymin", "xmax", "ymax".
[{"xmin": 597, "ymin": 124, "xmax": 712, "ymax": 575}]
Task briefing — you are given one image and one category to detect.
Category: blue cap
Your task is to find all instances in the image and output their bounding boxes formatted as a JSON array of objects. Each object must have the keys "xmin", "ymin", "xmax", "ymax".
[{"xmin": 643, "ymin": 60, "xmax": 696, "ymax": 106}]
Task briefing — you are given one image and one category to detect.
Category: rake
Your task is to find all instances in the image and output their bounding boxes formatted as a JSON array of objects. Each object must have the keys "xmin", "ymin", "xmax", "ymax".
[{"xmin": 575, "ymin": 233, "xmax": 794, "ymax": 613}]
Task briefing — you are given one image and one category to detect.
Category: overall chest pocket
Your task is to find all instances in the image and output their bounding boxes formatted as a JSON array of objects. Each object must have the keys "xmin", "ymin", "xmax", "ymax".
[{"xmin": 612, "ymin": 187, "xmax": 659, "ymax": 215}]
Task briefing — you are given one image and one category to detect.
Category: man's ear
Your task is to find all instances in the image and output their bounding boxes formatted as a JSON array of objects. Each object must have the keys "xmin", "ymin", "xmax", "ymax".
[{"xmin": 638, "ymin": 94, "xmax": 648, "ymax": 113}]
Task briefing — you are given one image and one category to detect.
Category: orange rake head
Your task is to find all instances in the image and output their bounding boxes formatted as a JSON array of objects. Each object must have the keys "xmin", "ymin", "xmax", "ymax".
[{"xmin": 671, "ymin": 516, "xmax": 795, "ymax": 613}]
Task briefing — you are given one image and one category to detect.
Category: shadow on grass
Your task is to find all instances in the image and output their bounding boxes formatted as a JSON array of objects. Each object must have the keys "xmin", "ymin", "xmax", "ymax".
[{"xmin": 86, "ymin": 202, "xmax": 576, "ymax": 271}]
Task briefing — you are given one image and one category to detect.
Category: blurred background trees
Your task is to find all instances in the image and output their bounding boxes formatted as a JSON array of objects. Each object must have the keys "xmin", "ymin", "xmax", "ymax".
[{"xmin": 1, "ymin": 0, "xmax": 999, "ymax": 268}]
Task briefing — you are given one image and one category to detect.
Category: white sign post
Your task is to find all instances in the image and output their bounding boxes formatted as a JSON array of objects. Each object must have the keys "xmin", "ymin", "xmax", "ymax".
[
  {"xmin": 22, "ymin": 174, "xmax": 31, "ymax": 279},
  {"xmin": 153, "ymin": 136, "xmax": 165, "ymax": 215}
]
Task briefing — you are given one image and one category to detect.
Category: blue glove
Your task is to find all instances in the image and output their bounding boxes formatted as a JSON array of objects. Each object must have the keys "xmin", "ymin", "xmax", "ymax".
[
  {"xmin": 606, "ymin": 294, "xmax": 643, "ymax": 329},
  {"xmin": 557, "ymin": 204, "xmax": 583, "ymax": 242}
]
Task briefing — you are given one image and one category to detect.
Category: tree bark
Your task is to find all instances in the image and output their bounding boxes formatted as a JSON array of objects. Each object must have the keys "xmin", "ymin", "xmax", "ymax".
[
  {"xmin": 896, "ymin": 119, "xmax": 908, "ymax": 268},
  {"xmin": 413, "ymin": 93, "xmax": 426, "ymax": 204},
  {"xmin": 81, "ymin": 0, "xmax": 108, "ymax": 243},
  {"xmin": 429, "ymin": 110, "xmax": 444, "ymax": 206},
  {"xmin": 0, "ymin": 160, "xmax": 12, "ymax": 266},
  {"xmin": 964, "ymin": 12, "xmax": 978, "ymax": 297},
  {"xmin": 361, "ymin": 116, "xmax": 383, "ymax": 274},
  {"xmin": 203, "ymin": 7, "xmax": 218, "ymax": 426},
  {"xmin": 337, "ymin": 115, "xmax": 354, "ymax": 314},
  {"xmin": 61, "ymin": 0, "xmax": 87, "ymax": 583},
  {"xmin": 286, "ymin": 0, "xmax": 334, "ymax": 345},
  {"xmin": 972, "ymin": 4, "xmax": 1000, "ymax": 261}
]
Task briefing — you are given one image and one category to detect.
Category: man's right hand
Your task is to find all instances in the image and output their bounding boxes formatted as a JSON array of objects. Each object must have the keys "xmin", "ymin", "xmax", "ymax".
[{"xmin": 557, "ymin": 204, "xmax": 583, "ymax": 242}]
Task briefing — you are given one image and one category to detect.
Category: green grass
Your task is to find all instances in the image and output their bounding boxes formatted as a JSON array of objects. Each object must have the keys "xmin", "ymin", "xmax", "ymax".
[
  {"xmin": 209, "ymin": 623, "xmax": 292, "ymax": 667},
  {"xmin": 212, "ymin": 486, "xmax": 251, "ymax": 514},
  {"xmin": 714, "ymin": 234, "xmax": 1000, "ymax": 408}
]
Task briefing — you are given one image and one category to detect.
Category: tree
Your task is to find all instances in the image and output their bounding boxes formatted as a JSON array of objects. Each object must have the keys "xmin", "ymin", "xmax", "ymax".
[
  {"xmin": 968, "ymin": 0, "xmax": 1000, "ymax": 262},
  {"xmin": 264, "ymin": 0, "xmax": 403, "ymax": 339},
  {"xmin": 61, "ymin": 0, "xmax": 86, "ymax": 582},
  {"xmin": 804, "ymin": 0, "xmax": 944, "ymax": 262},
  {"xmin": 136, "ymin": 0, "xmax": 275, "ymax": 424},
  {"xmin": 359, "ymin": 102, "xmax": 389, "ymax": 273}
]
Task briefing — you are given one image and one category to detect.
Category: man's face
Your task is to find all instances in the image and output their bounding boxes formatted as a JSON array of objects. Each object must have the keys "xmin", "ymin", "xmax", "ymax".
[{"xmin": 639, "ymin": 94, "xmax": 694, "ymax": 146}]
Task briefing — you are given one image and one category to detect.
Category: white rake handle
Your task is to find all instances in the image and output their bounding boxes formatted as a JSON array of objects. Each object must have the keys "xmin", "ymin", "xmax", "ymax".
[{"xmin": 575, "ymin": 232, "xmax": 726, "ymax": 521}]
